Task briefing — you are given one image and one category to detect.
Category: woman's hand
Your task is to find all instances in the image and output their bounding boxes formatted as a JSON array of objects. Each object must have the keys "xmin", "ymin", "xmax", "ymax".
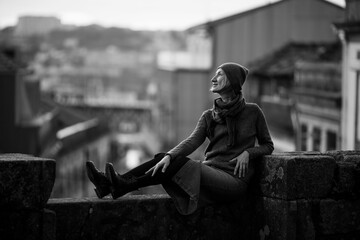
[
  {"xmin": 230, "ymin": 151, "xmax": 249, "ymax": 178},
  {"xmin": 145, "ymin": 155, "xmax": 171, "ymax": 177}
]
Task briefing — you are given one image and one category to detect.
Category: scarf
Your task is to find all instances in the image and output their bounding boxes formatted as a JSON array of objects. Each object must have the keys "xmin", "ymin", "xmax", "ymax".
[{"xmin": 208, "ymin": 94, "xmax": 246, "ymax": 148}]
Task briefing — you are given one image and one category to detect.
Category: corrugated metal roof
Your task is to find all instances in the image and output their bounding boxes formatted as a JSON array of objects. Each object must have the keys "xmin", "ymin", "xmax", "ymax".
[
  {"xmin": 248, "ymin": 42, "xmax": 342, "ymax": 77},
  {"xmin": 187, "ymin": 0, "xmax": 343, "ymax": 32},
  {"xmin": 188, "ymin": 1, "xmax": 285, "ymax": 32}
]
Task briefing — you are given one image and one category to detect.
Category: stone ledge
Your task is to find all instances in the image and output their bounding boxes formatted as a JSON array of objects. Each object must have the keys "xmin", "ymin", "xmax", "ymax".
[
  {"xmin": 0, "ymin": 153, "xmax": 56, "ymax": 209},
  {"xmin": 325, "ymin": 150, "xmax": 360, "ymax": 197},
  {"xmin": 259, "ymin": 153, "xmax": 336, "ymax": 200},
  {"xmin": 319, "ymin": 199, "xmax": 360, "ymax": 235},
  {"xmin": 47, "ymin": 194, "xmax": 360, "ymax": 240},
  {"xmin": 254, "ymin": 197, "xmax": 360, "ymax": 240},
  {"xmin": 2, "ymin": 151, "xmax": 360, "ymax": 240},
  {"xmin": 47, "ymin": 194, "xmax": 256, "ymax": 240},
  {"xmin": 0, "ymin": 208, "xmax": 56, "ymax": 240}
]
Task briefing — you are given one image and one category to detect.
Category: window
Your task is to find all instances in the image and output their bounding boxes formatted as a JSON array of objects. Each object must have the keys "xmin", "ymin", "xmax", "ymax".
[
  {"xmin": 301, "ymin": 124, "xmax": 307, "ymax": 151},
  {"xmin": 313, "ymin": 127, "xmax": 321, "ymax": 151},
  {"xmin": 326, "ymin": 131, "xmax": 337, "ymax": 150}
]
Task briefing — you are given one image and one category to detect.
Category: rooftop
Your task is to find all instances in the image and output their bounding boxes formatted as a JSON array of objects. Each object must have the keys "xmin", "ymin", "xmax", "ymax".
[
  {"xmin": 187, "ymin": 0, "xmax": 344, "ymax": 32},
  {"xmin": 249, "ymin": 42, "xmax": 342, "ymax": 77}
]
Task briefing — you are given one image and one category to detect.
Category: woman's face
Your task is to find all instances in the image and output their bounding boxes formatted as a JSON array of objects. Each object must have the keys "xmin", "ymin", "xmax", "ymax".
[{"xmin": 210, "ymin": 68, "xmax": 230, "ymax": 93}]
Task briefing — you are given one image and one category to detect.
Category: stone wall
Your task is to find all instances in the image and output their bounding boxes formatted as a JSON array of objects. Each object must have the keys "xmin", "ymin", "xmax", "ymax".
[
  {"xmin": 0, "ymin": 154, "xmax": 56, "ymax": 240},
  {"xmin": 47, "ymin": 194, "xmax": 255, "ymax": 240},
  {"xmin": 1, "ymin": 151, "xmax": 359, "ymax": 239},
  {"xmin": 254, "ymin": 151, "xmax": 360, "ymax": 239}
]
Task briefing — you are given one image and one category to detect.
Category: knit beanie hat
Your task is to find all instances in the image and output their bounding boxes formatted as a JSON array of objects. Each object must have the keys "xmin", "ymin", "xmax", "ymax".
[{"xmin": 218, "ymin": 62, "xmax": 249, "ymax": 93}]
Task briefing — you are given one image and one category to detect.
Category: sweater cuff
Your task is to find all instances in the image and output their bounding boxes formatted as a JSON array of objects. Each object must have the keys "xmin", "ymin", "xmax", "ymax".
[
  {"xmin": 245, "ymin": 148, "xmax": 257, "ymax": 160},
  {"xmin": 165, "ymin": 153, "xmax": 173, "ymax": 161}
]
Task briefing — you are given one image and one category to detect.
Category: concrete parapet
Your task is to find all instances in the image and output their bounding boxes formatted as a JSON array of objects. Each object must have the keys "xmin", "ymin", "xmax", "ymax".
[
  {"xmin": 259, "ymin": 152, "xmax": 336, "ymax": 200},
  {"xmin": 255, "ymin": 151, "xmax": 360, "ymax": 239},
  {"xmin": 47, "ymin": 194, "xmax": 255, "ymax": 240},
  {"xmin": 254, "ymin": 197, "xmax": 360, "ymax": 240},
  {"xmin": 46, "ymin": 151, "xmax": 360, "ymax": 240},
  {"xmin": 0, "ymin": 153, "xmax": 56, "ymax": 240},
  {"xmin": 0, "ymin": 153, "xmax": 56, "ymax": 209},
  {"xmin": 319, "ymin": 198, "xmax": 360, "ymax": 235},
  {"xmin": 2, "ymin": 151, "xmax": 360, "ymax": 239},
  {"xmin": 326, "ymin": 150, "xmax": 360, "ymax": 198}
]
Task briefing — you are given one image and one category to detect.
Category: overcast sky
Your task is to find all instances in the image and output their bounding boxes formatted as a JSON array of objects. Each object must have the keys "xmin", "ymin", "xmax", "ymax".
[{"xmin": 0, "ymin": 0, "xmax": 345, "ymax": 30}]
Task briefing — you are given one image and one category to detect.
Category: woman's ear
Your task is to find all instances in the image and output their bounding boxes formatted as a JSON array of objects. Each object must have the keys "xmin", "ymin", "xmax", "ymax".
[{"xmin": 225, "ymin": 76, "xmax": 232, "ymax": 87}]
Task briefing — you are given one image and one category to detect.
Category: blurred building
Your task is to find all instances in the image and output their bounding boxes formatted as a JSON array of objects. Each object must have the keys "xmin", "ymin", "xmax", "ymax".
[
  {"xmin": 156, "ymin": 0, "xmax": 344, "ymax": 152},
  {"xmin": 188, "ymin": 0, "xmax": 343, "ymax": 67},
  {"xmin": 61, "ymin": 94, "xmax": 156, "ymax": 135},
  {"xmin": 292, "ymin": 62, "xmax": 342, "ymax": 151},
  {"xmin": 15, "ymin": 16, "xmax": 62, "ymax": 36},
  {"xmin": 0, "ymin": 47, "xmax": 56, "ymax": 154},
  {"xmin": 334, "ymin": 0, "xmax": 360, "ymax": 150},
  {"xmin": 155, "ymin": 29, "xmax": 212, "ymax": 156},
  {"xmin": 247, "ymin": 42, "xmax": 341, "ymax": 102},
  {"xmin": 154, "ymin": 67, "xmax": 210, "ymax": 158},
  {"xmin": 0, "ymin": 47, "xmax": 113, "ymax": 198},
  {"xmin": 34, "ymin": 45, "xmax": 156, "ymax": 103},
  {"xmin": 249, "ymin": 42, "xmax": 342, "ymax": 151}
]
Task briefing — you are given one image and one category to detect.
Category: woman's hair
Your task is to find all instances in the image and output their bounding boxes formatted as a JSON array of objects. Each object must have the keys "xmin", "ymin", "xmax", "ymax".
[{"xmin": 218, "ymin": 62, "xmax": 249, "ymax": 93}]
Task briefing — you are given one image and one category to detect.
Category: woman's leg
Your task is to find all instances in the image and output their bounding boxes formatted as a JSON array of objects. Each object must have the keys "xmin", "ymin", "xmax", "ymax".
[
  {"xmin": 121, "ymin": 153, "xmax": 166, "ymax": 178},
  {"xmin": 161, "ymin": 160, "xmax": 247, "ymax": 215},
  {"xmin": 106, "ymin": 155, "xmax": 190, "ymax": 199},
  {"xmin": 199, "ymin": 164, "xmax": 248, "ymax": 203},
  {"xmin": 86, "ymin": 153, "xmax": 166, "ymax": 198}
]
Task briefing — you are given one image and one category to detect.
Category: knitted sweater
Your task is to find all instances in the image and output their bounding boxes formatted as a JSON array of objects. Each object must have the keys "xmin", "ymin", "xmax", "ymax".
[{"xmin": 167, "ymin": 103, "xmax": 274, "ymax": 173}]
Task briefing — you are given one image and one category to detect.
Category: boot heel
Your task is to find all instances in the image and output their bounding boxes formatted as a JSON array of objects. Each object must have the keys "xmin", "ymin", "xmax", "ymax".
[
  {"xmin": 105, "ymin": 163, "xmax": 135, "ymax": 199},
  {"xmin": 86, "ymin": 161, "xmax": 111, "ymax": 199},
  {"xmin": 94, "ymin": 188, "xmax": 108, "ymax": 199}
]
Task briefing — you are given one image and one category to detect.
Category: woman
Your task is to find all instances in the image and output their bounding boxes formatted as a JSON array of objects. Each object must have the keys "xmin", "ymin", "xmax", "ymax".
[{"xmin": 86, "ymin": 62, "xmax": 274, "ymax": 215}]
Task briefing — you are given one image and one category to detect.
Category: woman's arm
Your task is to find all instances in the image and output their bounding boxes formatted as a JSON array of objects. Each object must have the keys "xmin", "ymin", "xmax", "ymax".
[
  {"xmin": 166, "ymin": 111, "xmax": 208, "ymax": 159},
  {"xmin": 148, "ymin": 112, "xmax": 208, "ymax": 176},
  {"xmin": 246, "ymin": 106, "xmax": 274, "ymax": 160},
  {"xmin": 231, "ymin": 106, "xmax": 274, "ymax": 177}
]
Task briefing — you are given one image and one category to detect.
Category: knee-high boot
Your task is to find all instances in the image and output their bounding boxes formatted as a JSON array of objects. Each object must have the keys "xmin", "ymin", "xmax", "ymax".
[
  {"xmin": 106, "ymin": 155, "xmax": 190, "ymax": 199},
  {"xmin": 85, "ymin": 153, "xmax": 166, "ymax": 198},
  {"xmin": 85, "ymin": 161, "xmax": 112, "ymax": 198}
]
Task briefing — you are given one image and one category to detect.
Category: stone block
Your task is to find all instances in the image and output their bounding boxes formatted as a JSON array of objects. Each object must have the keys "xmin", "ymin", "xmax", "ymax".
[
  {"xmin": 295, "ymin": 199, "xmax": 317, "ymax": 240},
  {"xmin": 47, "ymin": 194, "xmax": 255, "ymax": 240},
  {"xmin": 0, "ymin": 153, "xmax": 56, "ymax": 209},
  {"xmin": 325, "ymin": 151, "xmax": 360, "ymax": 197},
  {"xmin": 47, "ymin": 198, "xmax": 93, "ymax": 240},
  {"xmin": 42, "ymin": 209, "xmax": 56, "ymax": 240},
  {"xmin": 259, "ymin": 152, "xmax": 336, "ymax": 200},
  {"xmin": 333, "ymin": 161, "xmax": 360, "ymax": 197},
  {"xmin": 316, "ymin": 232, "xmax": 360, "ymax": 240},
  {"xmin": 325, "ymin": 150, "xmax": 360, "ymax": 162},
  {"xmin": 254, "ymin": 197, "xmax": 297, "ymax": 240},
  {"xmin": 0, "ymin": 209, "xmax": 54, "ymax": 240},
  {"xmin": 254, "ymin": 197, "xmax": 318, "ymax": 240},
  {"xmin": 319, "ymin": 199, "xmax": 360, "ymax": 235}
]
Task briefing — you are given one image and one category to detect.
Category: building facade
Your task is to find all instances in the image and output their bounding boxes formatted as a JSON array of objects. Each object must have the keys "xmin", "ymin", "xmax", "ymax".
[
  {"xmin": 15, "ymin": 16, "xmax": 62, "ymax": 36},
  {"xmin": 188, "ymin": 0, "xmax": 344, "ymax": 67},
  {"xmin": 156, "ymin": 0, "xmax": 345, "ymax": 152},
  {"xmin": 292, "ymin": 62, "xmax": 342, "ymax": 151},
  {"xmin": 154, "ymin": 67, "xmax": 210, "ymax": 158},
  {"xmin": 0, "ymin": 47, "xmax": 115, "ymax": 198},
  {"xmin": 335, "ymin": 0, "xmax": 360, "ymax": 150}
]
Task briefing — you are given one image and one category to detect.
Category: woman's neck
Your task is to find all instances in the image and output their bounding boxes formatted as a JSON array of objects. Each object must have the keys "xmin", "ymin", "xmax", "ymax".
[{"xmin": 219, "ymin": 91, "xmax": 237, "ymax": 103}]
